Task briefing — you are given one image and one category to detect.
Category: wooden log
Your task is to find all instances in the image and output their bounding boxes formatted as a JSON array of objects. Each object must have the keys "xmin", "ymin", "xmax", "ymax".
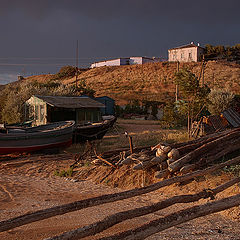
[
  {"xmin": 168, "ymin": 130, "xmax": 240, "ymax": 173},
  {"xmin": 174, "ymin": 128, "xmax": 239, "ymax": 154},
  {"xmin": 198, "ymin": 139, "xmax": 240, "ymax": 167},
  {"xmin": 171, "ymin": 128, "xmax": 236, "ymax": 149},
  {"xmin": 133, "ymin": 161, "xmax": 153, "ymax": 170},
  {"xmin": 133, "ymin": 155, "xmax": 168, "ymax": 170},
  {"xmin": 181, "ymin": 139, "xmax": 240, "ymax": 174},
  {"xmin": 166, "ymin": 158, "xmax": 175, "ymax": 166},
  {"xmin": 44, "ymin": 177, "xmax": 240, "ymax": 240},
  {"xmin": 150, "ymin": 156, "xmax": 166, "ymax": 164},
  {"xmin": 155, "ymin": 169, "xmax": 170, "ymax": 179},
  {"xmin": 1, "ymin": 156, "xmax": 240, "ymax": 233},
  {"xmin": 99, "ymin": 193, "xmax": 240, "ymax": 240},
  {"xmin": 101, "ymin": 146, "xmax": 152, "ymax": 159},
  {"xmin": 121, "ymin": 156, "xmax": 136, "ymax": 165},
  {"xmin": 167, "ymin": 148, "xmax": 179, "ymax": 160},
  {"xmin": 160, "ymin": 161, "xmax": 168, "ymax": 170},
  {"xmin": 180, "ymin": 164, "xmax": 196, "ymax": 174}
]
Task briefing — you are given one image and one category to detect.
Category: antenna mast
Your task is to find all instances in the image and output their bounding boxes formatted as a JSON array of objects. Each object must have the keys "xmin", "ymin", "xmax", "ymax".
[{"xmin": 75, "ymin": 40, "xmax": 78, "ymax": 88}]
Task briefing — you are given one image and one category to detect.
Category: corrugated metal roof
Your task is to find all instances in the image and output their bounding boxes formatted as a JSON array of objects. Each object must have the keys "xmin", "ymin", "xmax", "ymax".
[
  {"xmin": 34, "ymin": 95, "xmax": 105, "ymax": 109},
  {"xmin": 222, "ymin": 108, "xmax": 240, "ymax": 127}
]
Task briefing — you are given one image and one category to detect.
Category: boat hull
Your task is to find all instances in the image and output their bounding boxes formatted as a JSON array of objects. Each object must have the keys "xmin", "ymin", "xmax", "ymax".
[
  {"xmin": 73, "ymin": 116, "xmax": 116, "ymax": 142},
  {"xmin": 0, "ymin": 121, "xmax": 75, "ymax": 154}
]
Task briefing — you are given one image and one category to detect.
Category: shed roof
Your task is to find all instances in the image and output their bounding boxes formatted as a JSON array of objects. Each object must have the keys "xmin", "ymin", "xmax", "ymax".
[
  {"xmin": 34, "ymin": 95, "xmax": 105, "ymax": 109},
  {"xmin": 169, "ymin": 43, "xmax": 205, "ymax": 51},
  {"xmin": 222, "ymin": 108, "xmax": 240, "ymax": 127}
]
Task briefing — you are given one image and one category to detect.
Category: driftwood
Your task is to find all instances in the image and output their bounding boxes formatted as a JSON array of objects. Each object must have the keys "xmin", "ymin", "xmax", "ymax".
[
  {"xmin": 94, "ymin": 148, "xmax": 116, "ymax": 168},
  {"xmin": 154, "ymin": 169, "xmax": 170, "ymax": 179},
  {"xmin": 185, "ymin": 140, "xmax": 240, "ymax": 173},
  {"xmin": 180, "ymin": 164, "xmax": 196, "ymax": 174},
  {"xmin": 1, "ymin": 156, "xmax": 240, "ymax": 233},
  {"xmin": 168, "ymin": 130, "xmax": 240, "ymax": 173},
  {"xmin": 45, "ymin": 177, "xmax": 240, "ymax": 240},
  {"xmin": 99, "ymin": 193, "xmax": 240, "ymax": 240},
  {"xmin": 171, "ymin": 128, "xmax": 236, "ymax": 149},
  {"xmin": 177, "ymin": 128, "xmax": 240, "ymax": 156}
]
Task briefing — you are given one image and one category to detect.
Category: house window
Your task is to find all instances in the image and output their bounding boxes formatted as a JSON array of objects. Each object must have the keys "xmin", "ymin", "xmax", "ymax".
[
  {"xmin": 189, "ymin": 52, "xmax": 192, "ymax": 61},
  {"xmin": 181, "ymin": 53, "xmax": 184, "ymax": 59},
  {"xmin": 173, "ymin": 53, "xmax": 176, "ymax": 60}
]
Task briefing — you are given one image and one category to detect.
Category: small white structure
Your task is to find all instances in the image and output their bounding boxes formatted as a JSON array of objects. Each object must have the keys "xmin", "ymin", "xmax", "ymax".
[
  {"xmin": 90, "ymin": 56, "xmax": 161, "ymax": 68},
  {"xmin": 90, "ymin": 58, "xmax": 129, "ymax": 68},
  {"xmin": 168, "ymin": 42, "xmax": 205, "ymax": 62}
]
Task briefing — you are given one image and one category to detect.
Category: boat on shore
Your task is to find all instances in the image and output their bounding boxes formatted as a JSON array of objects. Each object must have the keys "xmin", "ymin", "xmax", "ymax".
[
  {"xmin": 73, "ymin": 116, "xmax": 117, "ymax": 142},
  {"xmin": 0, "ymin": 121, "xmax": 75, "ymax": 154}
]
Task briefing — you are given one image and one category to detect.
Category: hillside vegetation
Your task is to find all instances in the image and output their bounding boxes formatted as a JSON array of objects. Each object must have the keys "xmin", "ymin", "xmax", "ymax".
[
  {"xmin": 3, "ymin": 61, "xmax": 240, "ymax": 106},
  {"xmin": 61, "ymin": 61, "xmax": 240, "ymax": 104}
]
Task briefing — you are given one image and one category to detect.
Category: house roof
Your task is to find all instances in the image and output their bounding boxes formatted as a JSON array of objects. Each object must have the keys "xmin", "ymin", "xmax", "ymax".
[
  {"xmin": 34, "ymin": 95, "xmax": 105, "ymax": 109},
  {"xmin": 169, "ymin": 43, "xmax": 205, "ymax": 51}
]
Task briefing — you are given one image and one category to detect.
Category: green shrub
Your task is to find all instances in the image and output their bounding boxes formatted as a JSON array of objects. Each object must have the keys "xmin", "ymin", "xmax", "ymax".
[
  {"xmin": 54, "ymin": 66, "xmax": 76, "ymax": 79},
  {"xmin": 54, "ymin": 167, "xmax": 73, "ymax": 177},
  {"xmin": 207, "ymin": 88, "xmax": 234, "ymax": 115}
]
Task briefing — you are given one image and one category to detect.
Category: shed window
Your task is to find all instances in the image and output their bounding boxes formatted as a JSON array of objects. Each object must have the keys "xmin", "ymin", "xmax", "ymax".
[
  {"xmin": 77, "ymin": 111, "xmax": 85, "ymax": 123},
  {"xmin": 35, "ymin": 105, "xmax": 39, "ymax": 120},
  {"xmin": 85, "ymin": 111, "xmax": 92, "ymax": 122},
  {"xmin": 92, "ymin": 111, "xmax": 100, "ymax": 122},
  {"xmin": 40, "ymin": 105, "xmax": 45, "ymax": 122}
]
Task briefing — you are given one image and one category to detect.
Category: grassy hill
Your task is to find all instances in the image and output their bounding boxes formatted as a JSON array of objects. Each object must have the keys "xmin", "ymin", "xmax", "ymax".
[{"xmin": 21, "ymin": 61, "xmax": 240, "ymax": 105}]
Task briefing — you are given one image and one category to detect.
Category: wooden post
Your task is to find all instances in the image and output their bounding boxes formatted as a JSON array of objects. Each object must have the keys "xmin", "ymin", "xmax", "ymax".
[
  {"xmin": 128, "ymin": 136, "xmax": 133, "ymax": 154},
  {"xmin": 125, "ymin": 131, "xmax": 133, "ymax": 154}
]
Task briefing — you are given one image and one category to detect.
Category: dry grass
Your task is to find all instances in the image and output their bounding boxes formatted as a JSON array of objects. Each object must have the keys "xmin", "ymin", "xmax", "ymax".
[
  {"xmin": 67, "ymin": 128, "xmax": 188, "ymax": 154},
  {"xmin": 62, "ymin": 61, "xmax": 240, "ymax": 104},
  {"xmin": 23, "ymin": 61, "xmax": 240, "ymax": 105}
]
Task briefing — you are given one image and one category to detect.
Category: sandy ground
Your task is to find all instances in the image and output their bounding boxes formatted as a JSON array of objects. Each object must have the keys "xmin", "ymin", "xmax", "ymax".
[
  {"xmin": 0, "ymin": 120, "xmax": 240, "ymax": 239},
  {"xmin": 0, "ymin": 152, "xmax": 240, "ymax": 240}
]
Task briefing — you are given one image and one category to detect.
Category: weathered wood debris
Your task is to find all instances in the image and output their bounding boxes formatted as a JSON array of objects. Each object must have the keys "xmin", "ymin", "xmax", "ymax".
[
  {"xmin": 1, "ymin": 128, "xmax": 240, "ymax": 239},
  {"xmin": 91, "ymin": 127, "xmax": 240, "ymax": 180}
]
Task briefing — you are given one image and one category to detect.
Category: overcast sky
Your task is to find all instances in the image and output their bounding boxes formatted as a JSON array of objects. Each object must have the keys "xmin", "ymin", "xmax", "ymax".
[{"xmin": 0, "ymin": 0, "xmax": 239, "ymax": 84}]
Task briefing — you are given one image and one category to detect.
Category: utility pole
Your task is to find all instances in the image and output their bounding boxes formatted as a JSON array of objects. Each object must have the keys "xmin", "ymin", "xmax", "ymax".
[
  {"xmin": 175, "ymin": 61, "xmax": 179, "ymax": 102},
  {"xmin": 75, "ymin": 40, "xmax": 78, "ymax": 89},
  {"xmin": 202, "ymin": 55, "xmax": 205, "ymax": 86}
]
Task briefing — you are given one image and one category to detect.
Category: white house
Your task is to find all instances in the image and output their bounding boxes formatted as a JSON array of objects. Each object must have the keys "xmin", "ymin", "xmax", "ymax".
[
  {"xmin": 168, "ymin": 42, "xmax": 205, "ymax": 62},
  {"xmin": 90, "ymin": 56, "xmax": 161, "ymax": 68}
]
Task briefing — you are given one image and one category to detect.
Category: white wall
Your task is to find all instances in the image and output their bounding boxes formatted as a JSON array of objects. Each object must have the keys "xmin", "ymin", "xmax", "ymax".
[
  {"xmin": 91, "ymin": 57, "xmax": 161, "ymax": 68},
  {"xmin": 91, "ymin": 58, "xmax": 121, "ymax": 68},
  {"xmin": 168, "ymin": 46, "xmax": 204, "ymax": 62}
]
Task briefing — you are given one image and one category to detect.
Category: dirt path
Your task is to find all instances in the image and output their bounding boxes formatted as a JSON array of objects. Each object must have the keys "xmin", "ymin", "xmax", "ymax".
[{"xmin": 0, "ymin": 154, "xmax": 240, "ymax": 240}]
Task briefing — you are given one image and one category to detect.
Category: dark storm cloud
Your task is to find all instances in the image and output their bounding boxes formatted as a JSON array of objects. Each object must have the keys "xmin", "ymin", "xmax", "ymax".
[{"xmin": 0, "ymin": 0, "xmax": 239, "ymax": 82}]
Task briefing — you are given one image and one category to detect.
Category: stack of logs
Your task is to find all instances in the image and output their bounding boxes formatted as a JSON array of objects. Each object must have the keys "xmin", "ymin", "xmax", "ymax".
[{"xmin": 92, "ymin": 127, "xmax": 240, "ymax": 179}]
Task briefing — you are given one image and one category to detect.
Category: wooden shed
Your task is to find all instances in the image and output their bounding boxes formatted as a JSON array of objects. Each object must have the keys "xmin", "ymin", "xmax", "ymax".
[{"xmin": 26, "ymin": 95, "xmax": 105, "ymax": 126}]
